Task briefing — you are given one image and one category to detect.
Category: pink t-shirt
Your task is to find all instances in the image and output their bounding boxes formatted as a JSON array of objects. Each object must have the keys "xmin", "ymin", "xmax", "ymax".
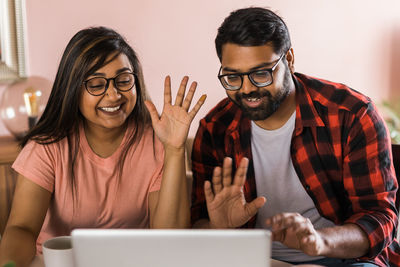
[{"xmin": 12, "ymin": 124, "xmax": 164, "ymax": 254}]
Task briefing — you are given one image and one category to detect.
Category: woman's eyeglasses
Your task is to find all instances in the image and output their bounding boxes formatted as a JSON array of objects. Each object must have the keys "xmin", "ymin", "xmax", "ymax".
[{"xmin": 83, "ymin": 72, "xmax": 137, "ymax": 96}]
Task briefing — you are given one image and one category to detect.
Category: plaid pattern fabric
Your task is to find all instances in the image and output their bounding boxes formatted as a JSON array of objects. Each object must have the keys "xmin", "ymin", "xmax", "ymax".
[{"xmin": 191, "ymin": 72, "xmax": 400, "ymax": 266}]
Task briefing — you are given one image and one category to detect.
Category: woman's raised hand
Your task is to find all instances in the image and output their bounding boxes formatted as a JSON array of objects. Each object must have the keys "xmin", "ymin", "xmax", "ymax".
[{"xmin": 144, "ymin": 76, "xmax": 206, "ymax": 150}]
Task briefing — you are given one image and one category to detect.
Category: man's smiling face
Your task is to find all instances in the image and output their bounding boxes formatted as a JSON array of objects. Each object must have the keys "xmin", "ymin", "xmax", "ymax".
[{"xmin": 220, "ymin": 43, "xmax": 292, "ymax": 121}]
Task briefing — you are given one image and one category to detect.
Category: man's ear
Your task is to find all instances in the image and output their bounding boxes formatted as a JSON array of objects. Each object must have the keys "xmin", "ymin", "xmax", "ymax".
[{"xmin": 285, "ymin": 48, "xmax": 295, "ymax": 74}]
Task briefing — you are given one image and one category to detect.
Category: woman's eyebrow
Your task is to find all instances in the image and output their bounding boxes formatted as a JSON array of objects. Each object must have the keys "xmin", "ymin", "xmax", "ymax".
[
  {"xmin": 90, "ymin": 72, "xmax": 106, "ymax": 77},
  {"xmin": 89, "ymin": 67, "xmax": 132, "ymax": 77},
  {"xmin": 116, "ymin": 67, "xmax": 132, "ymax": 74}
]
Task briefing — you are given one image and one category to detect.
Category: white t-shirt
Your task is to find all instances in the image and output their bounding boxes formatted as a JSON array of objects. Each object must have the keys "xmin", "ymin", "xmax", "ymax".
[{"xmin": 251, "ymin": 111, "xmax": 335, "ymax": 262}]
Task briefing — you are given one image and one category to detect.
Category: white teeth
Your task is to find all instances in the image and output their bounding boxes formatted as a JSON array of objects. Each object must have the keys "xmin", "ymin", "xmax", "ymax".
[
  {"xmin": 100, "ymin": 105, "xmax": 120, "ymax": 112},
  {"xmin": 246, "ymin": 97, "xmax": 260, "ymax": 102}
]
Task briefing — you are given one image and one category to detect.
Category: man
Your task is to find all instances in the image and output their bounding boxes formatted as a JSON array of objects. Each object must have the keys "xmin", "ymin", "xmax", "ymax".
[{"xmin": 191, "ymin": 7, "xmax": 400, "ymax": 266}]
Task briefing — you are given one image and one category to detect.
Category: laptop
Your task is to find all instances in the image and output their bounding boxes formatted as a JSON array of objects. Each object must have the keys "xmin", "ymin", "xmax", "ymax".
[{"xmin": 71, "ymin": 229, "xmax": 271, "ymax": 267}]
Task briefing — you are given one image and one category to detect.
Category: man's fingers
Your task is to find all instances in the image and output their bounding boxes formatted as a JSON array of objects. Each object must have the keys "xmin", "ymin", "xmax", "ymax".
[
  {"xmin": 222, "ymin": 157, "xmax": 233, "ymax": 187},
  {"xmin": 244, "ymin": 196, "xmax": 266, "ymax": 218},
  {"xmin": 266, "ymin": 213, "xmax": 313, "ymax": 234},
  {"xmin": 301, "ymin": 234, "xmax": 315, "ymax": 245},
  {"xmin": 204, "ymin": 180, "xmax": 215, "ymax": 203},
  {"xmin": 232, "ymin": 157, "xmax": 249, "ymax": 187},
  {"xmin": 298, "ymin": 232, "xmax": 323, "ymax": 257},
  {"xmin": 212, "ymin": 166, "xmax": 223, "ymax": 194}
]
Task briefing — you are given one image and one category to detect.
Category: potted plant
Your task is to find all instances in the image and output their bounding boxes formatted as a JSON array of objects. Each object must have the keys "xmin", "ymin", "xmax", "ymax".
[
  {"xmin": 381, "ymin": 99, "xmax": 400, "ymax": 171},
  {"xmin": 379, "ymin": 99, "xmax": 400, "ymax": 183},
  {"xmin": 381, "ymin": 100, "xmax": 400, "ymax": 145},
  {"xmin": 380, "ymin": 99, "xmax": 400, "ymax": 240}
]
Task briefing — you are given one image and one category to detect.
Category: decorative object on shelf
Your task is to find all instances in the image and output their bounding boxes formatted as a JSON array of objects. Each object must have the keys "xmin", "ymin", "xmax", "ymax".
[
  {"xmin": 23, "ymin": 86, "xmax": 40, "ymax": 129},
  {"xmin": 0, "ymin": 76, "xmax": 52, "ymax": 139},
  {"xmin": 2, "ymin": 261, "xmax": 16, "ymax": 267},
  {"xmin": 380, "ymin": 99, "xmax": 400, "ymax": 144}
]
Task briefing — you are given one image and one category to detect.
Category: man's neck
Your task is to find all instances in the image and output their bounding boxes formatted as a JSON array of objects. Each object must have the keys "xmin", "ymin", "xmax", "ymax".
[{"xmin": 253, "ymin": 89, "xmax": 296, "ymax": 130}]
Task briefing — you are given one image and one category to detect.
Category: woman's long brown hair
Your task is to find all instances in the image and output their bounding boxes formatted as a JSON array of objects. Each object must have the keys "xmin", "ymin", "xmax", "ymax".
[{"xmin": 20, "ymin": 27, "xmax": 152, "ymax": 206}]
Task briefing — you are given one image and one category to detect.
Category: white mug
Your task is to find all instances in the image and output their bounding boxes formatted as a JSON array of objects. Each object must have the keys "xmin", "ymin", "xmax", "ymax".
[{"xmin": 42, "ymin": 236, "xmax": 75, "ymax": 267}]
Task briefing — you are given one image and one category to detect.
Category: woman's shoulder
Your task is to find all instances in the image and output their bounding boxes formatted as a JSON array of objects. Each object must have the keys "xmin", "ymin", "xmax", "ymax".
[
  {"xmin": 25, "ymin": 135, "xmax": 71, "ymax": 150},
  {"xmin": 19, "ymin": 134, "xmax": 76, "ymax": 163}
]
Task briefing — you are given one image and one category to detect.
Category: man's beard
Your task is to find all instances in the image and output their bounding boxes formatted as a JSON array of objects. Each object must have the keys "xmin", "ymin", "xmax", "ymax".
[{"xmin": 229, "ymin": 67, "xmax": 292, "ymax": 121}]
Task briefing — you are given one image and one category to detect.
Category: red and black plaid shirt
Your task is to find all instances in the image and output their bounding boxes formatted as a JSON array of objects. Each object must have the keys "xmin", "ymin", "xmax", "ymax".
[{"xmin": 191, "ymin": 73, "xmax": 400, "ymax": 266}]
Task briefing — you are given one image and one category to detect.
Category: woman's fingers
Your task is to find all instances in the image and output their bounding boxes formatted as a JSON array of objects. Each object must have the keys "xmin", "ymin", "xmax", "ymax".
[
  {"xmin": 164, "ymin": 76, "xmax": 205, "ymax": 117},
  {"xmin": 182, "ymin": 81, "xmax": 197, "ymax": 111},
  {"xmin": 174, "ymin": 76, "xmax": 189, "ymax": 106},
  {"xmin": 144, "ymin": 100, "xmax": 160, "ymax": 125},
  {"xmin": 164, "ymin": 76, "xmax": 172, "ymax": 105},
  {"xmin": 188, "ymin": 94, "xmax": 207, "ymax": 120}
]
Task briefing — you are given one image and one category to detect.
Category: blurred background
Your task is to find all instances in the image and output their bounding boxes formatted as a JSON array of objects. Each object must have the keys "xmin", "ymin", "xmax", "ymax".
[{"xmin": 0, "ymin": 0, "xmax": 399, "ymax": 137}]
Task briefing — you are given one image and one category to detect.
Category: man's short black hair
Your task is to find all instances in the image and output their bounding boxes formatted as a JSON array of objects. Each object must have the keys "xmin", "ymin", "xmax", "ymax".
[{"xmin": 215, "ymin": 7, "xmax": 291, "ymax": 61}]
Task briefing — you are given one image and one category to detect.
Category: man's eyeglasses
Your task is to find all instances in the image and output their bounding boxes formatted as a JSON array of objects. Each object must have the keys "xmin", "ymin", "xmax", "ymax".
[
  {"xmin": 83, "ymin": 72, "xmax": 137, "ymax": 96},
  {"xmin": 217, "ymin": 53, "xmax": 285, "ymax": 91}
]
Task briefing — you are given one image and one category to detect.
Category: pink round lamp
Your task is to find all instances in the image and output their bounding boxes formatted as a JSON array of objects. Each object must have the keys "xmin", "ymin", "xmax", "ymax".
[{"xmin": 0, "ymin": 76, "xmax": 52, "ymax": 139}]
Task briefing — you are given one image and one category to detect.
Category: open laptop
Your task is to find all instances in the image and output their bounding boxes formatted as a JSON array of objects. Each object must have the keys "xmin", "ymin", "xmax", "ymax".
[{"xmin": 71, "ymin": 229, "xmax": 271, "ymax": 267}]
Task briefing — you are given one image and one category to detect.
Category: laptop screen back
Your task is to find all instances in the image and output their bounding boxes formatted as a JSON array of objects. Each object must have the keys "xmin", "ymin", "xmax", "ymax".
[{"xmin": 71, "ymin": 229, "xmax": 271, "ymax": 267}]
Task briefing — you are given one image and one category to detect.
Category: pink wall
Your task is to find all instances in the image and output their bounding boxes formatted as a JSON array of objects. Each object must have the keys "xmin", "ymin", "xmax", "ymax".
[{"xmin": 0, "ymin": 0, "xmax": 399, "ymax": 136}]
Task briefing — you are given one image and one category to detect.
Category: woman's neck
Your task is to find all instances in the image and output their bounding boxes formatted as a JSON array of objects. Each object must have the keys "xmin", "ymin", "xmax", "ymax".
[{"xmin": 83, "ymin": 121, "xmax": 128, "ymax": 158}]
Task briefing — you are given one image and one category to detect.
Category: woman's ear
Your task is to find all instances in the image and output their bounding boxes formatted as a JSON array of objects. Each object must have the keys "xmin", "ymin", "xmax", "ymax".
[{"xmin": 285, "ymin": 48, "xmax": 295, "ymax": 74}]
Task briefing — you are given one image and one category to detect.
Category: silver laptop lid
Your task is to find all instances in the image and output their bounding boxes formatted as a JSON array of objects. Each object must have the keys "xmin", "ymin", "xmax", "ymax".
[{"xmin": 71, "ymin": 229, "xmax": 271, "ymax": 267}]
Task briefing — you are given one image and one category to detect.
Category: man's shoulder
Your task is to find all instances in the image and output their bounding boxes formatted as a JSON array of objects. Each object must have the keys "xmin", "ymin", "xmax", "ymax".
[{"xmin": 295, "ymin": 72, "xmax": 372, "ymax": 113}]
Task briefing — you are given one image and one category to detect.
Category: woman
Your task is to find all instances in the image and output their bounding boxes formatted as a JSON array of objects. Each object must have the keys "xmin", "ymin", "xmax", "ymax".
[{"xmin": 0, "ymin": 27, "xmax": 205, "ymax": 266}]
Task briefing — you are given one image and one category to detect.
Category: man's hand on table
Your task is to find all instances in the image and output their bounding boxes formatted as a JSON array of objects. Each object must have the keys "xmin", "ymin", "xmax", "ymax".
[
  {"xmin": 265, "ymin": 213, "xmax": 327, "ymax": 256},
  {"xmin": 265, "ymin": 213, "xmax": 370, "ymax": 259}
]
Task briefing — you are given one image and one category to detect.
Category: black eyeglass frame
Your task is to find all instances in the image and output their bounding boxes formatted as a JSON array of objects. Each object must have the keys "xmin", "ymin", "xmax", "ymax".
[
  {"xmin": 83, "ymin": 72, "xmax": 138, "ymax": 96},
  {"xmin": 217, "ymin": 52, "xmax": 285, "ymax": 91}
]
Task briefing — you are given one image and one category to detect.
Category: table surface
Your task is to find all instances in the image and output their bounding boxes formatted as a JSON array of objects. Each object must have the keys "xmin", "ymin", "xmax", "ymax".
[{"xmin": 30, "ymin": 255, "xmax": 292, "ymax": 267}]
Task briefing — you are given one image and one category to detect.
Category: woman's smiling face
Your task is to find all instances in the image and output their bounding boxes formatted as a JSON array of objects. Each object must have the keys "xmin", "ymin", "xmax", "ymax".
[{"xmin": 79, "ymin": 53, "xmax": 137, "ymax": 132}]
